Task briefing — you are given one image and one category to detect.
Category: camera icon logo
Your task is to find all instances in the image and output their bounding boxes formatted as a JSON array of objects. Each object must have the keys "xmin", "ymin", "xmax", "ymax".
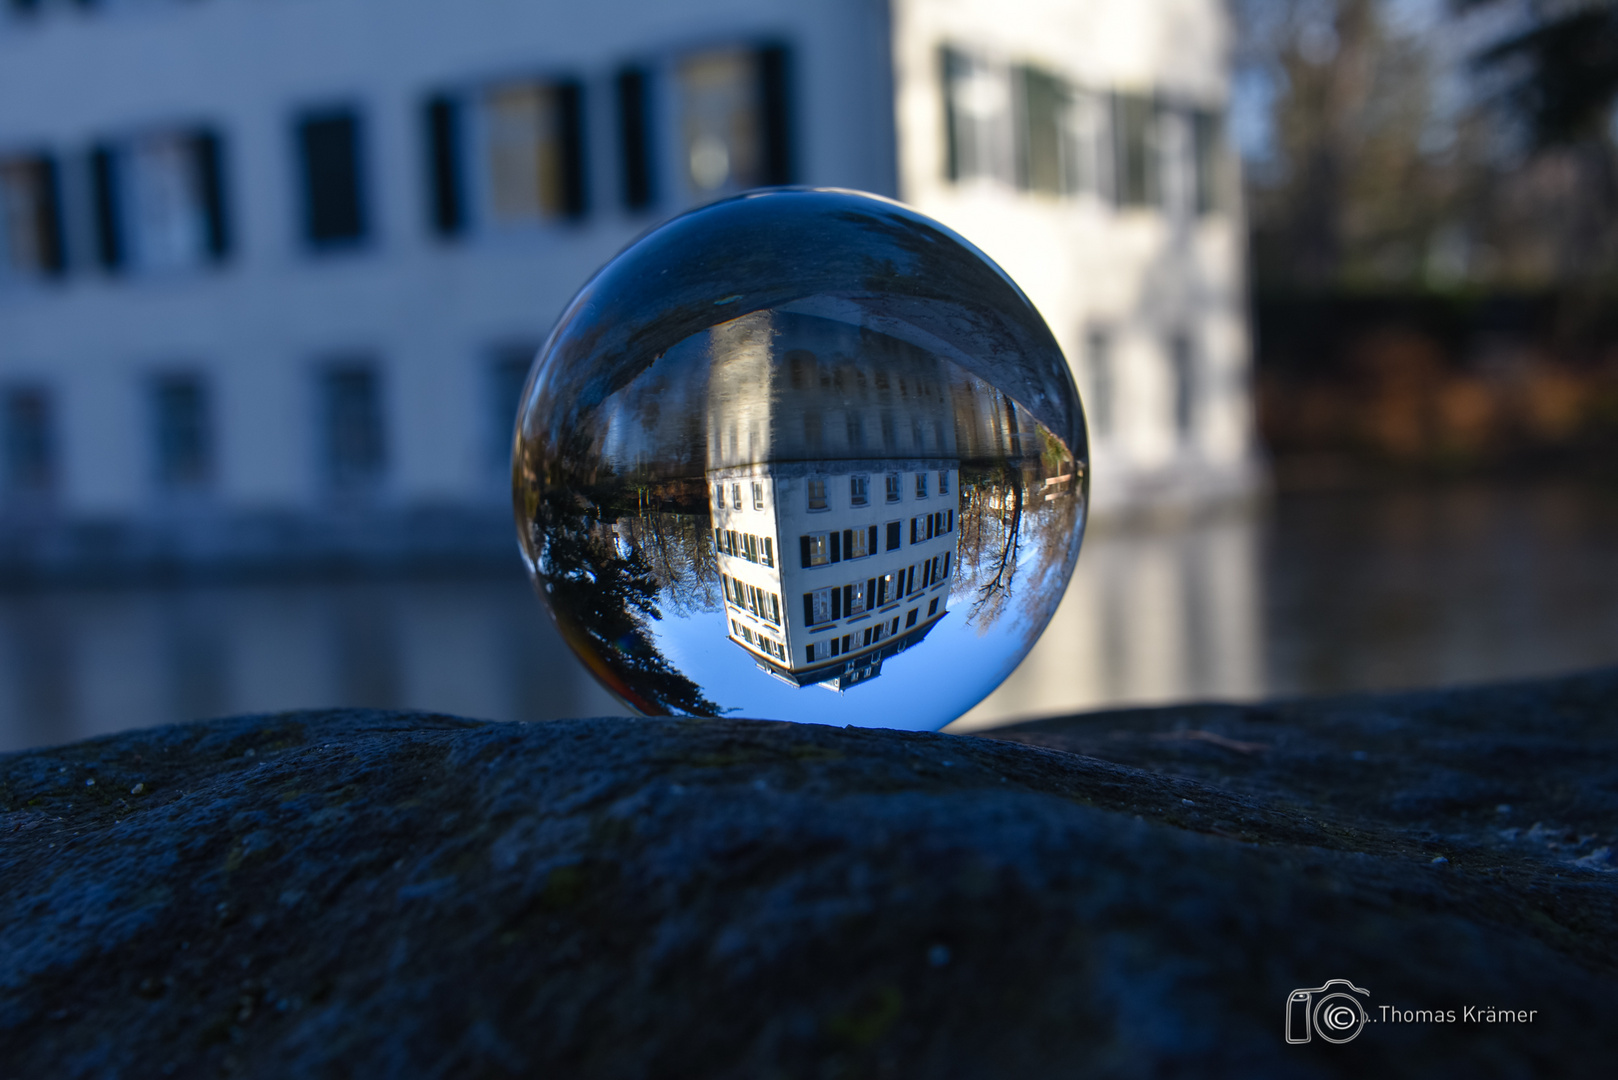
[{"xmin": 1285, "ymin": 979, "xmax": 1370, "ymax": 1044}]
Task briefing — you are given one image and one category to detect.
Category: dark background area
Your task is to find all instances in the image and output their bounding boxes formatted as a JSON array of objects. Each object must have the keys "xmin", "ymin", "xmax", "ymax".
[{"xmin": 1238, "ymin": 0, "xmax": 1618, "ymax": 484}]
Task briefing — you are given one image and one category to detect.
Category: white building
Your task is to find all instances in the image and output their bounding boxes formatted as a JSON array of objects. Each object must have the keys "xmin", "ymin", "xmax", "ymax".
[
  {"xmin": 711, "ymin": 462, "xmax": 959, "ymax": 690},
  {"xmin": 704, "ymin": 310, "xmax": 967, "ymax": 689},
  {"xmin": 0, "ymin": 0, "xmax": 1254, "ymax": 573}
]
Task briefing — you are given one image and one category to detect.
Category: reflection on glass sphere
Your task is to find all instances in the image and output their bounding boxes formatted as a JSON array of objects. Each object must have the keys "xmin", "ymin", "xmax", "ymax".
[{"xmin": 514, "ymin": 188, "xmax": 1087, "ymax": 731}]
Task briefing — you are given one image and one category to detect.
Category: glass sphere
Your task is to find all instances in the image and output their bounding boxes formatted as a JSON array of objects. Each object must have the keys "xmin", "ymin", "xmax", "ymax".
[{"xmin": 513, "ymin": 188, "xmax": 1087, "ymax": 730}]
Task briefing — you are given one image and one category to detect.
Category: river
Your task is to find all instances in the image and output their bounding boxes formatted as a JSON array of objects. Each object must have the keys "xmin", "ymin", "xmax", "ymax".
[{"xmin": 2, "ymin": 481, "xmax": 1614, "ymax": 751}]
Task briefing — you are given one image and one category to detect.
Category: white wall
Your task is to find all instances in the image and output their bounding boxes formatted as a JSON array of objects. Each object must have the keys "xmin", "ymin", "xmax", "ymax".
[
  {"xmin": 890, "ymin": 0, "xmax": 1258, "ymax": 516},
  {"xmin": 0, "ymin": 0, "xmax": 898, "ymax": 525},
  {"xmin": 0, "ymin": 0, "xmax": 1258, "ymax": 543}
]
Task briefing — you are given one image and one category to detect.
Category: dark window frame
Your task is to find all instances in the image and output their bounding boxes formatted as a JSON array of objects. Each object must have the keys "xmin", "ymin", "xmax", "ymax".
[
  {"xmin": 151, "ymin": 372, "xmax": 213, "ymax": 491},
  {"xmin": 0, "ymin": 153, "xmax": 66, "ymax": 278},
  {"xmin": 1112, "ymin": 92, "xmax": 1161, "ymax": 209},
  {"xmin": 89, "ymin": 143, "xmax": 124, "ymax": 271},
  {"xmin": 487, "ymin": 344, "xmax": 535, "ymax": 473},
  {"xmin": 297, "ymin": 108, "xmax": 369, "ymax": 249},
  {"xmin": 424, "ymin": 95, "xmax": 465, "ymax": 237},
  {"xmin": 321, "ymin": 361, "xmax": 387, "ymax": 490},
  {"xmin": 192, "ymin": 129, "xmax": 232, "ymax": 261},
  {"xmin": 758, "ymin": 42, "xmax": 793, "ymax": 186},
  {"xmin": 1014, "ymin": 63, "xmax": 1066, "ymax": 195},
  {"xmin": 3, "ymin": 384, "xmax": 55, "ymax": 495},
  {"xmin": 615, "ymin": 66, "xmax": 656, "ymax": 211},
  {"xmin": 1191, "ymin": 107, "xmax": 1225, "ymax": 216},
  {"xmin": 1170, "ymin": 331, "xmax": 1196, "ymax": 439}
]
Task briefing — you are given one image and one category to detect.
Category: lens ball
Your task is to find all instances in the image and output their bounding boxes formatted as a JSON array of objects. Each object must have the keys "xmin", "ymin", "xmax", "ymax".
[{"xmin": 513, "ymin": 188, "xmax": 1087, "ymax": 730}]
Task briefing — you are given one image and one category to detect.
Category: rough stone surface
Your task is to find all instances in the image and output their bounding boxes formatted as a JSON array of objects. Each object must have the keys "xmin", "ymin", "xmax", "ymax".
[{"xmin": 1, "ymin": 670, "xmax": 1616, "ymax": 1079}]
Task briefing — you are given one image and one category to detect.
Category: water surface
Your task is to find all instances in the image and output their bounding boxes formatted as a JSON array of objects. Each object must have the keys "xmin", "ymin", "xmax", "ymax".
[{"xmin": 2, "ymin": 482, "xmax": 1614, "ymax": 752}]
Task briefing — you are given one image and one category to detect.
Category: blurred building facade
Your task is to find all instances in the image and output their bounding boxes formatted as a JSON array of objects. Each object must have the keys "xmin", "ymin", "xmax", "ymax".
[{"xmin": 0, "ymin": 0, "xmax": 1254, "ymax": 575}]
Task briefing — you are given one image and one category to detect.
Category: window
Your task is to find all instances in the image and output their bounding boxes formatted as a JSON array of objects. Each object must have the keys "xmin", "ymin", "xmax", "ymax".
[
  {"xmin": 807, "ymin": 637, "xmax": 845, "ymax": 664},
  {"xmin": 807, "ymin": 478, "xmax": 827, "ymax": 511},
  {"xmin": 87, "ymin": 145, "xmax": 118, "ymax": 270},
  {"xmin": 915, "ymin": 472, "xmax": 928, "ymax": 498},
  {"xmin": 906, "ymin": 608, "xmax": 919, "ymax": 628},
  {"xmin": 152, "ymin": 374, "xmax": 211, "ymax": 489},
  {"xmin": 1010, "ymin": 66, "xmax": 1106, "ymax": 198},
  {"xmin": 0, "ymin": 154, "xmax": 64, "ymax": 280},
  {"xmin": 937, "ymin": 470, "xmax": 949, "ymax": 495},
  {"xmin": 677, "ymin": 44, "xmax": 791, "ymax": 196},
  {"xmin": 1066, "ymin": 89, "xmax": 1111, "ymax": 199},
  {"xmin": 478, "ymin": 80, "xmax": 586, "ymax": 226},
  {"xmin": 322, "ymin": 362, "xmax": 385, "ymax": 488},
  {"xmin": 731, "ymin": 482, "xmax": 742, "ymax": 510},
  {"xmin": 424, "ymin": 78, "xmax": 602, "ymax": 233},
  {"xmin": 616, "ymin": 66, "xmax": 656, "ymax": 211},
  {"xmin": 885, "ymin": 473, "xmax": 901, "ymax": 502},
  {"xmin": 788, "ymin": 349, "xmax": 814, "ymax": 389},
  {"xmin": 885, "ymin": 521, "xmax": 901, "ymax": 551},
  {"xmin": 3, "ymin": 386, "xmax": 53, "ymax": 493},
  {"xmin": 715, "ymin": 483, "xmax": 725, "ymax": 508},
  {"xmin": 1112, "ymin": 93, "xmax": 1159, "ymax": 208},
  {"xmin": 1170, "ymin": 332, "xmax": 1195, "ymax": 438},
  {"xmin": 849, "ymin": 474, "xmax": 868, "ymax": 506},
  {"xmin": 298, "ymin": 109, "xmax": 366, "ymax": 246},
  {"xmin": 751, "ymin": 481, "xmax": 764, "ymax": 510},
  {"xmin": 720, "ymin": 530, "xmax": 773, "ymax": 567},
  {"xmin": 1191, "ymin": 109, "xmax": 1224, "ymax": 216},
  {"xmin": 488, "ymin": 345, "xmax": 534, "ymax": 472},
  {"xmin": 1086, "ymin": 328, "xmax": 1114, "ymax": 437},
  {"xmin": 845, "ymin": 580, "xmax": 868, "ymax": 616},
  {"xmin": 845, "ymin": 411, "xmax": 864, "ymax": 448},
  {"xmin": 801, "ymin": 532, "xmax": 830, "ymax": 567},
  {"xmin": 942, "ymin": 46, "xmax": 1012, "ymax": 184},
  {"xmin": 1014, "ymin": 65, "xmax": 1065, "ymax": 195},
  {"xmin": 805, "ymin": 587, "xmax": 832, "ymax": 626},
  {"xmin": 878, "ymin": 571, "xmax": 899, "ymax": 606},
  {"xmin": 928, "ymin": 598, "xmax": 939, "ymax": 617},
  {"xmin": 127, "ymin": 132, "xmax": 228, "ymax": 271},
  {"xmin": 802, "ymin": 408, "xmax": 823, "ymax": 449},
  {"xmin": 841, "ymin": 525, "xmax": 873, "ymax": 560},
  {"xmin": 85, "ymin": 130, "xmax": 229, "ymax": 274},
  {"xmin": 729, "ymin": 579, "xmax": 781, "ymax": 626},
  {"xmin": 424, "ymin": 95, "xmax": 465, "ymax": 237}
]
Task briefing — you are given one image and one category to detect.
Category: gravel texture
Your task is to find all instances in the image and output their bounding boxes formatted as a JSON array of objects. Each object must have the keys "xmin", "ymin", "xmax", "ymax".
[{"xmin": 2, "ymin": 669, "xmax": 1615, "ymax": 1078}]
